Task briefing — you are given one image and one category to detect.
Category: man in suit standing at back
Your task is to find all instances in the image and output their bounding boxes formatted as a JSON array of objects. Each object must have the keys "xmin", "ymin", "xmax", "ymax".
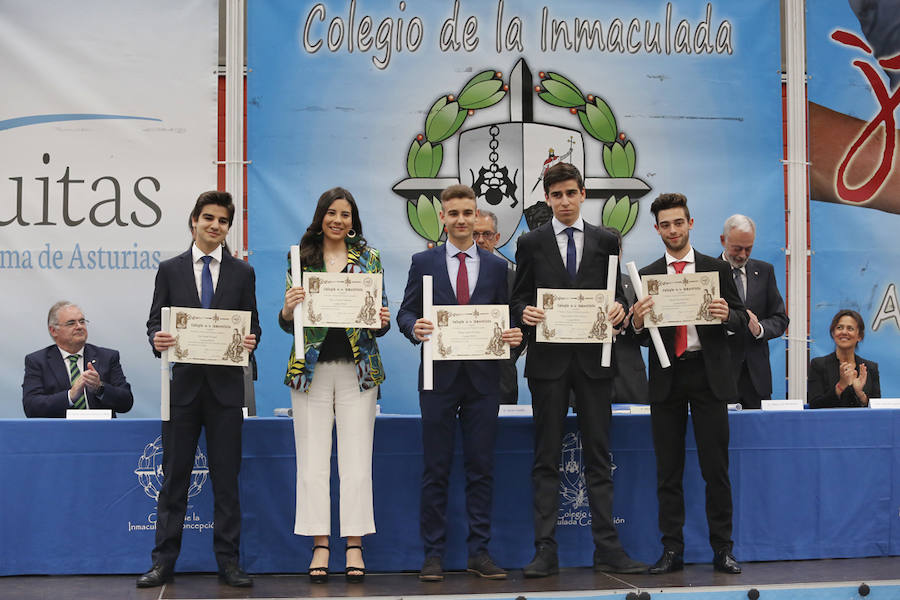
[
  {"xmin": 632, "ymin": 193, "xmax": 746, "ymax": 575},
  {"xmin": 719, "ymin": 214, "xmax": 788, "ymax": 409},
  {"xmin": 137, "ymin": 191, "xmax": 261, "ymax": 588},
  {"xmin": 511, "ymin": 163, "xmax": 645, "ymax": 576},
  {"xmin": 398, "ymin": 185, "xmax": 522, "ymax": 582}
]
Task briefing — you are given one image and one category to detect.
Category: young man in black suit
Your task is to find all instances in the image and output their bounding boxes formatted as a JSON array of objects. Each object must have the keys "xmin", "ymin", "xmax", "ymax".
[
  {"xmin": 511, "ymin": 163, "xmax": 645, "ymax": 576},
  {"xmin": 137, "ymin": 191, "xmax": 261, "ymax": 588},
  {"xmin": 719, "ymin": 214, "xmax": 788, "ymax": 409},
  {"xmin": 632, "ymin": 193, "xmax": 746, "ymax": 575}
]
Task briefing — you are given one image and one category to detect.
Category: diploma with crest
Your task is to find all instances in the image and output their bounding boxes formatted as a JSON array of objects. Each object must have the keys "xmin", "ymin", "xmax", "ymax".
[
  {"xmin": 640, "ymin": 272, "xmax": 722, "ymax": 327},
  {"xmin": 302, "ymin": 272, "xmax": 383, "ymax": 329},
  {"xmin": 431, "ymin": 304, "xmax": 510, "ymax": 361},
  {"xmin": 536, "ymin": 288, "xmax": 614, "ymax": 343},
  {"xmin": 168, "ymin": 307, "xmax": 251, "ymax": 367}
]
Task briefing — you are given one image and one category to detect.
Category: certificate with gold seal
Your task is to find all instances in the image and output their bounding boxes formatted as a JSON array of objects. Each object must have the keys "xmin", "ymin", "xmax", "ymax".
[
  {"xmin": 536, "ymin": 288, "xmax": 613, "ymax": 343},
  {"xmin": 431, "ymin": 304, "xmax": 510, "ymax": 361},
  {"xmin": 640, "ymin": 271, "xmax": 722, "ymax": 327},
  {"xmin": 302, "ymin": 272, "xmax": 382, "ymax": 329},
  {"xmin": 168, "ymin": 307, "xmax": 251, "ymax": 366}
]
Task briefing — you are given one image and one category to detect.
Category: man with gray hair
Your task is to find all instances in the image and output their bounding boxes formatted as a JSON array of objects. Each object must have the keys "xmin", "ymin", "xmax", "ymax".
[
  {"xmin": 720, "ymin": 215, "xmax": 789, "ymax": 409},
  {"xmin": 22, "ymin": 301, "xmax": 133, "ymax": 417}
]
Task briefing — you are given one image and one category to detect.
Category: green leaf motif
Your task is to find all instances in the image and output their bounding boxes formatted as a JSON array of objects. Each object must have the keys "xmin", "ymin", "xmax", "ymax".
[
  {"xmin": 459, "ymin": 70, "xmax": 497, "ymax": 96},
  {"xmin": 624, "ymin": 140, "xmax": 636, "ymax": 176},
  {"xmin": 407, "ymin": 200, "xmax": 427, "ymax": 239},
  {"xmin": 425, "ymin": 97, "xmax": 448, "ymax": 135},
  {"xmin": 458, "ymin": 79, "xmax": 503, "ymax": 108},
  {"xmin": 546, "ymin": 72, "xmax": 583, "ymax": 96},
  {"xmin": 417, "ymin": 194, "xmax": 441, "ymax": 241},
  {"xmin": 426, "ymin": 101, "xmax": 465, "ymax": 143},
  {"xmin": 406, "ymin": 140, "xmax": 419, "ymax": 177},
  {"xmin": 580, "ymin": 99, "xmax": 617, "ymax": 142},
  {"xmin": 602, "ymin": 144, "xmax": 613, "ymax": 177},
  {"xmin": 464, "ymin": 89, "xmax": 506, "ymax": 110},
  {"xmin": 540, "ymin": 79, "xmax": 584, "ymax": 108},
  {"xmin": 622, "ymin": 197, "xmax": 639, "ymax": 235},
  {"xmin": 538, "ymin": 91, "xmax": 577, "ymax": 108},
  {"xmin": 602, "ymin": 195, "xmax": 618, "ymax": 227},
  {"xmin": 413, "ymin": 141, "xmax": 433, "ymax": 178}
]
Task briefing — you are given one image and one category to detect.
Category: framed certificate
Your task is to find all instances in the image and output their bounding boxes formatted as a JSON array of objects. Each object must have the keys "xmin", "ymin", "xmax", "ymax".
[
  {"xmin": 640, "ymin": 271, "xmax": 722, "ymax": 327},
  {"xmin": 431, "ymin": 304, "xmax": 510, "ymax": 361},
  {"xmin": 536, "ymin": 288, "xmax": 614, "ymax": 343},
  {"xmin": 168, "ymin": 307, "xmax": 251, "ymax": 366},
  {"xmin": 302, "ymin": 272, "xmax": 383, "ymax": 329}
]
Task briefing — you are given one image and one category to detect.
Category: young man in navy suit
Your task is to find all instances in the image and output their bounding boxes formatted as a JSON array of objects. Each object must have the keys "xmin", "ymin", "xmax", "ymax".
[
  {"xmin": 511, "ymin": 163, "xmax": 645, "ymax": 576},
  {"xmin": 719, "ymin": 214, "xmax": 788, "ymax": 409},
  {"xmin": 137, "ymin": 191, "xmax": 261, "ymax": 588},
  {"xmin": 22, "ymin": 301, "xmax": 133, "ymax": 417},
  {"xmin": 632, "ymin": 193, "xmax": 746, "ymax": 575},
  {"xmin": 398, "ymin": 184, "xmax": 522, "ymax": 582}
]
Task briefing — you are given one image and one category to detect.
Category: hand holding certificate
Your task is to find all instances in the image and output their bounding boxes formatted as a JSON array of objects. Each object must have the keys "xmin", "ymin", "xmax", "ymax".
[
  {"xmin": 639, "ymin": 271, "xmax": 722, "ymax": 327},
  {"xmin": 303, "ymin": 272, "xmax": 383, "ymax": 329},
  {"xmin": 167, "ymin": 307, "xmax": 252, "ymax": 367}
]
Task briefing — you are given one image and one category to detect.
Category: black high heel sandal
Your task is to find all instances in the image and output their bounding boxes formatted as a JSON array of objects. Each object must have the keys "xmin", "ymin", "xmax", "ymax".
[
  {"xmin": 308, "ymin": 544, "xmax": 330, "ymax": 584},
  {"xmin": 345, "ymin": 545, "xmax": 366, "ymax": 583}
]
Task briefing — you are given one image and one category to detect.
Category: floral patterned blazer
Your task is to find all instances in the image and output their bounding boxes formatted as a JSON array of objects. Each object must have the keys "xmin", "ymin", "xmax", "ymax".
[{"xmin": 279, "ymin": 244, "xmax": 389, "ymax": 392}]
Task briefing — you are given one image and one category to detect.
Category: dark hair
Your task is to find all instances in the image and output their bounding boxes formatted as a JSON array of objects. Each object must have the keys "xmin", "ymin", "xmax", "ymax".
[
  {"xmin": 298, "ymin": 187, "xmax": 366, "ymax": 268},
  {"xmin": 543, "ymin": 163, "xmax": 584, "ymax": 194},
  {"xmin": 829, "ymin": 309, "xmax": 865, "ymax": 342},
  {"xmin": 190, "ymin": 190, "xmax": 234, "ymax": 254},
  {"xmin": 440, "ymin": 184, "xmax": 476, "ymax": 204},
  {"xmin": 650, "ymin": 193, "xmax": 691, "ymax": 222}
]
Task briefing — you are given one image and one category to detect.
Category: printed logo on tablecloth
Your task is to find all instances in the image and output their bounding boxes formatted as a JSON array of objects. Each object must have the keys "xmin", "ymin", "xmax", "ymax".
[
  {"xmin": 557, "ymin": 432, "xmax": 624, "ymax": 527},
  {"xmin": 127, "ymin": 435, "xmax": 213, "ymax": 534}
]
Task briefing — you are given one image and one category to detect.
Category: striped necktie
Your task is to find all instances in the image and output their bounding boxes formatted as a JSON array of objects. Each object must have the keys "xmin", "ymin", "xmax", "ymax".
[{"xmin": 68, "ymin": 354, "xmax": 86, "ymax": 409}]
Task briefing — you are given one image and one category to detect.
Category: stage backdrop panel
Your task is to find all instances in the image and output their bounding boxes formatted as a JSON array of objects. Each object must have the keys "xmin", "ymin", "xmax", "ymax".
[
  {"xmin": 248, "ymin": 0, "xmax": 784, "ymax": 415},
  {"xmin": 0, "ymin": 0, "xmax": 218, "ymax": 418},
  {"xmin": 807, "ymin": 0, "xmax": 900, "ymax": 399}
]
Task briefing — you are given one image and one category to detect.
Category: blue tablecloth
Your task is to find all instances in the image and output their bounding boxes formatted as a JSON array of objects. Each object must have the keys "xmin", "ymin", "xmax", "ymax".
[{"xmin": 1, "ymin": 409, "xmax": 899, "ymax": 575}]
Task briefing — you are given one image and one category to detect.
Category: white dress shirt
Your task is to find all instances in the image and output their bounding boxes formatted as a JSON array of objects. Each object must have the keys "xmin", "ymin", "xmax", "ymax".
[
  {"xmin": 665, "ymin": 247, "xmax": 701, "ymax": 352},
  {"xmin": 551, "ymin": 215, "xmax": 585, "ymax": 273},
  {"xmin": 445, "ymin": 240, "xmax": 479, "ymax": 298},
  {"xmin": 192, "ymin": 242, "xmax": 223, "ymax": 299}
]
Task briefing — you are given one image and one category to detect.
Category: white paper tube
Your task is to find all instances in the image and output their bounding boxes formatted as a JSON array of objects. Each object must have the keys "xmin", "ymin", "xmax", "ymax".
[
  {"xmin": 290, "ymin": 245, "xmax": 304, "ymax": 358},
  {"xmin": 160, "ymin": 307, "xmax": 171, "ymax": 421},
  {"xmin": 422, "ymin": 275, "xmax": 434, "ymax": 391},
  {"xmin": 626, "ymin": 261, "xmax": 671, "ymax": 369},
  {"xmin": 601, "ymin": 255, "xmax": 618, "ymax": 368}
]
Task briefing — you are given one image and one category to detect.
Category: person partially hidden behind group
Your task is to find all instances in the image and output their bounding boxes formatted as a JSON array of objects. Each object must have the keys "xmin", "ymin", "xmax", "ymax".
[
  {"xmin": 808, "ymin": 309, "xmax": 880, "ymax": 408},
  {"xmin": 279, "ymin": 187, "xmax": 390, "ymax": 584}
]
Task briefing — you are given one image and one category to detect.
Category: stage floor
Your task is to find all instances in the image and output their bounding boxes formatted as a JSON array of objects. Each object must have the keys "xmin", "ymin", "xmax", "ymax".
[{"xmin": 3, "ymin": 557, "xmax": 899, "ymax": 600}]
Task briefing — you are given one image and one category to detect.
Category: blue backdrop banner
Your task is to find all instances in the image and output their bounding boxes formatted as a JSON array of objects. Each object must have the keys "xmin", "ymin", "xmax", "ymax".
[
  {"xmin": 807, "ymin": 0, "xmax": 900, "ymax": 399},
  {"xmin": 247, "ymin": 0, "xmax": 784, "ymax": 415}
]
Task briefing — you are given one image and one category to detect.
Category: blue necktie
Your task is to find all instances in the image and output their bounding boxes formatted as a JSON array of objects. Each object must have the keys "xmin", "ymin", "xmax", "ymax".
[
  {"xmin": 565, "ymin": 227, "xmax": 577, "ymax": 280},
  {"xmin": 201, "ymin": 255, "xmax": 213, "ymax": 308}
]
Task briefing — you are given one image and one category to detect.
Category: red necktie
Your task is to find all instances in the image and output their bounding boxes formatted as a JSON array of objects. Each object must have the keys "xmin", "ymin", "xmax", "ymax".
[
  {"xmin": 672, "ymin": 260, "xmax": 688, "ymax": 357},
  {"xmin": 456, "ymin": 252, "xmax": 470, "ymax": 305}
]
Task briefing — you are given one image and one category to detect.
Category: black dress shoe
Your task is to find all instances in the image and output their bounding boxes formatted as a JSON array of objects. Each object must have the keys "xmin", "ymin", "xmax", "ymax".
[
  {"xmin": 466, "ymin": 552, "xmax": 507, "ymax": 579},
  {"xmin": 593, "ymin": 550, "xmax": 648, "ymax": 574},
  {"xmin": 713, "ymin": 550, "xmax": 741, "ymax": 574},
  {"xmin": 136, "ymin": 564, "xmax": 173, "ymax": 588},
  {"xmin": 419, "ymin": 555, "xmax": 443, "ymax": 582},
  {"xmin": 523, "ymin": 546, "xmax": 559, "ymax": 578},
  {"xmin": 648, "ymin": 549, "xmax": 684, "ymax": 574},
  {"xmin": 218, "ymin": 562, "xmax": 253, "ymax": 587}
]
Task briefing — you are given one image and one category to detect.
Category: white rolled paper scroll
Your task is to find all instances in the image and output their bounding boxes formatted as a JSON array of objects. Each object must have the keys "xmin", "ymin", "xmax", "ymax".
[
  {"xmin": 160, "ymin": 307, "xmax": 171, "ymax": 421},
  {"xmin": 626, "ymin": 261, "xmax": 671, "ymax": 369},
  {"xmin": 290, "ymin": 245, "xmax": 304, "ymax": 358},
  {"xmin": 601, "ymin": 254, "xmax": 618, "ymax": 368},
  {"xmin": 422, "ymin": 275, "xmax": 434, "ymax": 391}
]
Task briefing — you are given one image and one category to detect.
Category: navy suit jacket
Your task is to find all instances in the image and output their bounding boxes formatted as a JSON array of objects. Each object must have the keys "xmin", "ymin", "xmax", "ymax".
[
  {"xmin": 22, "ymin": 343, "xmax": 133, "ymax": 417},
  {"xmin": 638, "ymin": 251, "xmax": 748, "ymax": 404},
  {"xmin": 511, "ymin": 221, "xmax": 626, "ymax": 380},
  {"xmin": 146, "ymin": 249, "xmax": 261, "ymax": 408},
  {"xmin": 397, "ymin": 244, "xmax": 511, "ymax": 394},
  {"xmin": 725, "ymin": 256, "xmax": 789, "ymax": 398}
]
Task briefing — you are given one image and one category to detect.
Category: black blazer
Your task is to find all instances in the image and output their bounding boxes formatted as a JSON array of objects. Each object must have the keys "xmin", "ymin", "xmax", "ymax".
[
  {"xmin": 397, "ymin": 244, "xmax": 512, "ymax": 394},
  {"xmin": 612, "ymin": 274, "xmax": 649, "ymax": 403},
  {"xmin": 511, "ymin": 221, "xmax": 626, "ymax": 380},
  {"xmin": 808, "ymin": 352, "xmax": 880, "ymax": 408},
  {"xmin": 146, "ymin": 249, "xmax": 261, "ymax": 408},
  {"xmin": 637, "ymin": 250, "xmax": 748, "ymax": 403},
  {"xmin": 22, "ymin": 343, "xmax": 133, "ymax": 417},
  {"xmin": 726, "ymin": 256, "xmax": 789, "ymax": 398}
]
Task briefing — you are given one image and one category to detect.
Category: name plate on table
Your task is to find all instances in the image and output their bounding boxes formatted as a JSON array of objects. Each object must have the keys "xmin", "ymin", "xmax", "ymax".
[
  {"xmin": 640, "ymin": 272, "xmax": 722, "ymax": 327},
  {"xmin": 303, "ymin": 272, "xmax": 382, "ymax": 329},
  {"xmin": 66, "ymin": 409, "xmax": 112, "ymax": 420},
  {"xmin": 869, "ymin": 398, "xmax": 900, "ymax": 409},
  {"xmin": 536, "ymin": 288, "xmax": 613, "ymax": 343},
  {"xmin": 169, "ymin": 307, "xmax": 251, "ymax": 367},
  {"xmin": 499, "ymin": 404, "xmax": 533, "ymax": 416},
  {"xmin": 629, "ymin": 405, "xmax": 652, "ymax": 415},
  {"xmin": 431, "ymin": 304, "xmax": 510, "ymax": 361},
  {"xmin": 761, "ymin": 399, "xmax": 804, "ymax": 411}
]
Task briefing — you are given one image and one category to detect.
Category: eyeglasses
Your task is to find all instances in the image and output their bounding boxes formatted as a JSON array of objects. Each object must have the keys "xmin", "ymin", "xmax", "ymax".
[
  {"xmin": 59, "ymin": 319, "xmax": 89, "ymax": 328},
  {"xmin": 472, "ymin": 231, "xmax": 497, "ymax": 239}
]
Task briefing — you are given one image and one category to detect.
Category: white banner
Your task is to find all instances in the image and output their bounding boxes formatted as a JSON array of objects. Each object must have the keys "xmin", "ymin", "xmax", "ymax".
[{"xmin": 0, "ymin": 1, "xmax": 218, "ymax": 417}]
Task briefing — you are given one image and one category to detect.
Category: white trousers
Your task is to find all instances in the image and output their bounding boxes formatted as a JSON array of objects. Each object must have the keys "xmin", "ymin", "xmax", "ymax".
[{"xmin": 291, "ymin": 361, "xmax": 377, "ymax": 537}]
